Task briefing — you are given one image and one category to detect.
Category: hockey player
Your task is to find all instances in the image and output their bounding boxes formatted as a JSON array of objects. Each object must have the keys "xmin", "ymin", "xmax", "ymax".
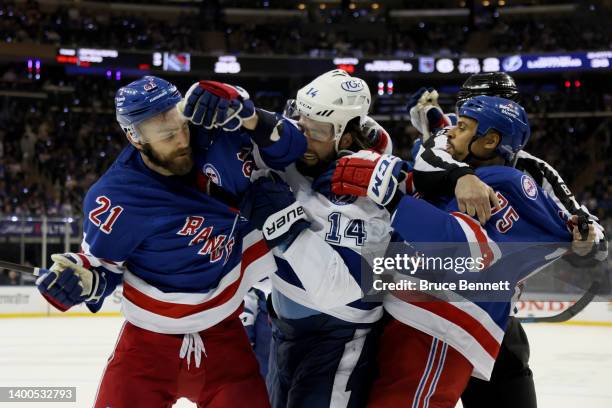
[
  {"xmin": 239, "ymin": 69, "xmax": 393, "ymax": 408},
  {"xmin": 35, "ymin": 76, "xmax": 308, "ymax": 407},
  {"xmin": 400, "ymin": 73, "xmax": 607, "ymax": 408},
  {"xmin": 329, "ymin": 96, "xmax": 599, "ymax": 407},
  {"xmin": 330, "ymin": 73, "xmax": 607, "ymax": 407}
]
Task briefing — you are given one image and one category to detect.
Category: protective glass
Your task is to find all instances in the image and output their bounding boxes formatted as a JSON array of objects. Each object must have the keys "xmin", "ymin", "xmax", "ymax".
[{"xmin": 297, "ymin": 116, "xmax": 335, "ymax": 142}]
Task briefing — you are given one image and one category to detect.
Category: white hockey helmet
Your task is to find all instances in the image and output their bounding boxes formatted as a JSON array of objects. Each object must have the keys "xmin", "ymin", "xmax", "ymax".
[{"xmin": 295, "ymin": 69, "xmax": 371, "ymax": 149}]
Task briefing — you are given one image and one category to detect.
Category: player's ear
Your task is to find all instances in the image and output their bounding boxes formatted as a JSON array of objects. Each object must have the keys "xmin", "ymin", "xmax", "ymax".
[
  {"xmin": 125, "ymin": 130, "xmax": 144, "ymax": 151},
  {"xmin": 483, "ymin": 131, "xmax": 500, "ymax": 151}
]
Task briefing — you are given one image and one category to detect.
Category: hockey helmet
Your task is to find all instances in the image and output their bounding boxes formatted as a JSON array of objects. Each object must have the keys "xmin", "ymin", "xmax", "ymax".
[
  {"xmin": 115, "ymin": 76, "xmax": 182, "ymax": 143},
  {"xmin": 458, "ymin": 95, "xmax": 530, "ymax": 162},
  {"xmin": 295, "ymin": 69, "xmax": 371, "ymax": 150}
]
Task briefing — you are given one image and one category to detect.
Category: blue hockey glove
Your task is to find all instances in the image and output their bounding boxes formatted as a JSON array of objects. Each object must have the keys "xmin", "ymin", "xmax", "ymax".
[
  {"xmin": 180, "ymin": 80, "xmax": 255, "ymax": 131},
  {"xmin": 240, "ymin": 174, "xmax": 310, "ymax": 250},
  {"xmin": 36, "ymin": 253, "xmax": 108, "ymax": 312}
]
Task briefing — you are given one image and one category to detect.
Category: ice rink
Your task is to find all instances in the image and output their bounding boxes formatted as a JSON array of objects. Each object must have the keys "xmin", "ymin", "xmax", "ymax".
[{"xmin": 0, "ymin": 316, "xmax": 610, "ymax": 408}]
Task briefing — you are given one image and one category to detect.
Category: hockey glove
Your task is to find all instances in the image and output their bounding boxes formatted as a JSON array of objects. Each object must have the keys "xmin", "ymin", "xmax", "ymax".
[
  {"xmin": 36, "ymin": 253, "xmax": 107, "ymax": 312},
  {"xmin": 240, "ymin": 174, "xmax": 310, "ymax": 250},
  {"xmin": 331, "ymin": 150, "xmax": 408, "ymax": 207},
  {"xmin": 180, "ymin": 80, "xmax": 256, "ymax": 131},
  {"xmin": 407, "ymin": 87, "xmax": 450, "ymax": 141}
]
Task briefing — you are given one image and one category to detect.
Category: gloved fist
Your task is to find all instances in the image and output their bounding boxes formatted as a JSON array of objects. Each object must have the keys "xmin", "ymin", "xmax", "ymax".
[
  {"xmin": 240, "ymin": 174, "xmax": 310, "ymax": 250},
  {"xmin": 407, "ymin": 87, "xmax": 450, "ymax": 141},
  {"xmin": 361, "ymin": 117, "xmax": 393, "ymax": 155},
  {"xmin": 180, "ymin": 80, "xmax": 256, "ymax": 131},
  {"xmin": 36, "ymin": 253, "xmax": 107, "ymax": 312},
  {"xmin": 331, "ymin": 150, "xmax": 407, "ymax": 206}
]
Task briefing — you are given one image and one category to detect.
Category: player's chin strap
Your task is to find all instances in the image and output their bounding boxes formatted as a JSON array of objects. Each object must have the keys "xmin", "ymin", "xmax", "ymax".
[{"xmin": 180, "ymin": 332, "xmax": 207, "ymax": 370}]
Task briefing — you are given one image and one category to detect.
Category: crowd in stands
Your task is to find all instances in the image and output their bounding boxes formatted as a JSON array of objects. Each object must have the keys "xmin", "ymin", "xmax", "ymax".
[
  {"xmin": 0, "ymin": 0, "xmax": 610, "ymax": 284},
  {"xmin": 2, "ymin": 1, "xmax": 609, "ymax": 56}
]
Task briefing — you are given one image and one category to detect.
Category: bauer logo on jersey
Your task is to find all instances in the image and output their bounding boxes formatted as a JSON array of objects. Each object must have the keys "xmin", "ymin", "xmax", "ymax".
[
  {"xmin": 341, "ymin": 80, "xmax": 364, "ymax": 92},
  {"xmin": 203, "ymin": 164, "xmax": 222, "ymax": 186},
  {"xmin": 521, "ymin": 175, "xmax": 538, "ymax": 200}
]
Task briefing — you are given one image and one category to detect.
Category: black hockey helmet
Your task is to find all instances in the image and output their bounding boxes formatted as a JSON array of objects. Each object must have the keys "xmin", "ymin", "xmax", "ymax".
[{"xmin": 456, "ymin": 72, "xmax": 520, "ymax": 111}]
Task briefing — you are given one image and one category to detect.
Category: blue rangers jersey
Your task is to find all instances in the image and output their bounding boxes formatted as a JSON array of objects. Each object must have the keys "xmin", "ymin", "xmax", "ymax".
[
  {"xmin": 79, "ymin": 122, "xmax": 306, "ymax": 334},
  {"xmin": 385, "ymin": 165, "xmax": 573, "ymax": 380}
]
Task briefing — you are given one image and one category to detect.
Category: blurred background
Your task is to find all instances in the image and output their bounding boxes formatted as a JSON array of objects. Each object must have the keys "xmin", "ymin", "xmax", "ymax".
[{"xmin": 0, "ymin": 0, "xmax": 610, "ymax": 295}]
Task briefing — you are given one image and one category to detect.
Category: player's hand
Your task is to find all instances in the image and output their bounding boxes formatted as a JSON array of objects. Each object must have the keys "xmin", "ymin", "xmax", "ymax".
[
  {"xmin": 240, "ymin": 173, "xmax": 310, "ymax": 250},
  {"xmin": 571, "ymin": 215, "xmax": 596, "ymax": 256},
  {"xmin": 455, "ymin": 174, "xmax": 500, "ymax": 225},
  {"xmin": 180, "ymin": 80, "xmax": 256, "ymax": 131},
  {"xmin": 407, "ymin": 87, "xmax": 450, "ymax": 141},
  {"xmin": 36, "ymin": 253, "xmax": 107, "ymax": 312},
  {"xmin": 361, "ymin": 117, "xmax": 393, "ymax": 154},
  {"xmin": 330, "ymin": 150, "xmax": 407, "ymax": 206}
]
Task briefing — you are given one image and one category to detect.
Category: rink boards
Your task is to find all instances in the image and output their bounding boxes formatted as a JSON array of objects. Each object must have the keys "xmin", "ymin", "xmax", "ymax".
[{"xmin": 1, "ymin": 286, "xmax": 612, "ymax": 325}]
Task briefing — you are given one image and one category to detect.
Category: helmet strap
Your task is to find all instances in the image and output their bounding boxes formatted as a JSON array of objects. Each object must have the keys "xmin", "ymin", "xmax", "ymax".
[{"xmin": 465, "ymin": 135, "xmax": 500, "ymax": 166}]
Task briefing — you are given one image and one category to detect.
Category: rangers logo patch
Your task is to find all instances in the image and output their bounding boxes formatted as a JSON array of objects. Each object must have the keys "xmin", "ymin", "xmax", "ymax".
[
  {"xmin": 143, "ymin": 81, "xmax": 157, "ymax": 91},
  {"xmin": 521, "ymin": 175, "xmax": 538, "ymax": 200},
  {"xmin": 203, "ymin": 164, "xmax": 222, "ymax": 186}
]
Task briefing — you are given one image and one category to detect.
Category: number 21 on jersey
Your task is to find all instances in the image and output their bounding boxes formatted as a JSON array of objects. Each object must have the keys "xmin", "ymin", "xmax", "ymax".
[{"xmin": 88, "ymin": 196, "xmax": 124, "ymax": 234}]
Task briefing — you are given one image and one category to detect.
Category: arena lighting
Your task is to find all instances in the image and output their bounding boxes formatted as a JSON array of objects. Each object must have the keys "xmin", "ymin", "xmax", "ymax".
[
  {"xmin": 435, "ymin": 58, "xmax": 454, "ymax": 73},
  {"xmin": 297, "ymin": 3, "xmax": 305, "ymax": 10},
  {"xmin": 482, "ymin": 57, "xmax": 501, "ymax": 72},
  {"xmin": 564, "ymin": 81, "xmax": 571, "ymax": 88},
  {"xmin": 377, "ymin": 81, "xmax": 384, "ymax": 96},
  {"xmin": 348, "ymin": 3, "xmax": 356, "ymax": 10},
  {"xmin": 526, "ymin": 56, "xmax": 582, "ymax": 69},
  {"xmin": 319, "ymin": 3, "xmax": 326, "ymax": 10},
  {"xmin": 386, "ymin": 80, "xmax": 394, "ymax": 95},
  {"xmin": 458, "ymin": 58, "xmax": 481, "ymax": 74},
  {"xmin": 483, "ymin": 0, "xmax": 490, "ymax": 6},
  {"xmin": 214, "ymin": 55, "xmax": 241, "ymax": 74},
  {"xmin": 372, "ymin": 3, "xmax": 379, "ymax": 10},
  {"xmin": 334, "ymin": 57, "xmax": 358, "ymax": 74},
  {"xmin": 365, "ymin": 60, "xmax": 413, "ymax": 72},
  {"xmin": 498, "ymin": 0, "xmax": 506, "ymax": 6},
  {"xmin": 574, "ymin": 80, "xmax": 581, "ymax": 87},
  {"xmin": 152, "ymin": 52, "xmax": 163, "ymax": 67}
]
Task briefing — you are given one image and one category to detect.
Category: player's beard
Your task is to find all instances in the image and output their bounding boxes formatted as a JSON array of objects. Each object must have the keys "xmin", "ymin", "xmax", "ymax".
[{"xmin": 141, "ymin": 144, "xmax": 193, "ymax": 176}]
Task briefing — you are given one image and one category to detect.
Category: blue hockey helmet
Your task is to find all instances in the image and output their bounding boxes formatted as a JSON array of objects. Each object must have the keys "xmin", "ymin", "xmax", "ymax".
[
  {"xmin": 115, "ymin": 76, "xmax": 182, "ymax": 143},
  {"xmin": 458, "ymin": 95, "xmax": 530, "ymax": 162}
]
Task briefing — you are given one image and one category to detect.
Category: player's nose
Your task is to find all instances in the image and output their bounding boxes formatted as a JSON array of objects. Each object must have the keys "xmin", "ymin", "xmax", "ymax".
[{"xmin": 176, "ymin": 128, "xmax": 190, "ymax": 148}]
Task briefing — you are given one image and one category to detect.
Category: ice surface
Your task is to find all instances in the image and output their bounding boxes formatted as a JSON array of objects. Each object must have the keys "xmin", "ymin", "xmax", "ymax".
[{"xmin": 0, "ymin": 317, "xmax": 610, "ymax": 407}]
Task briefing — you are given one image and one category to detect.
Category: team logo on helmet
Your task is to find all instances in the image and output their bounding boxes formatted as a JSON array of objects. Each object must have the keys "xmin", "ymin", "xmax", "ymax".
[
  {"xmin": 143, "ymin": 81, "xmax": 157, "ymax": 92},
  {"xmin": 341, "ymin": 80, "xmax": 365, "ymax": 92},
  {"xmin": 521, "ymin": 175, "xmax": 538, "ymax": 200},
  {"xmin": 499, "ymin": 102, "xmax": 519, "ymax": 119},
  {"xmin": 203, "ymin": 164, "xmax": 222, "ymax": 186}
]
